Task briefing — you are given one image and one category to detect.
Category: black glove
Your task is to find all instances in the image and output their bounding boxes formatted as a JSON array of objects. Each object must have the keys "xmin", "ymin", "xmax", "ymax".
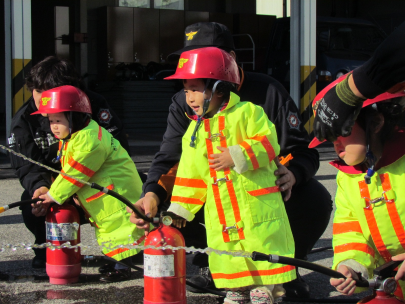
[{"xmin": 313, "ymin": 85, "xmax": 363, "ymax": 142}]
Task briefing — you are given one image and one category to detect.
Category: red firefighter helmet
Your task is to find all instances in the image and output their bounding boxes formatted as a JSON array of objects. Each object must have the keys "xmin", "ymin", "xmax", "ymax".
[
  {"xmin": 31, "ymin": 85, "xmax": 92, "ymax": 115},
  {"xmin": 309, "ymin": 73, "xmax": 405, "ymax": 148},
  {"xmin": 164, "ymin": 47, "xmax": 240, "ymax": 85}
]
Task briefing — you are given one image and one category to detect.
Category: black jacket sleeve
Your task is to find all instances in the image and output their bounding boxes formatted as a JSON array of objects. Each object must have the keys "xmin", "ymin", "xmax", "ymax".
[
  {"xmin": 353, "ymin": 21, "xmax": 405, "ymax": 99},
  {"xmin": 142, "ymin": 90, "xmax": 191, "ymax": 202},
  {"xmin": 8, "ymin": 103, "xmax": 53, "ymax": 196},
  {"xmin": 86, "ymin": 90, "xmax": 131, "ymax": 155}
]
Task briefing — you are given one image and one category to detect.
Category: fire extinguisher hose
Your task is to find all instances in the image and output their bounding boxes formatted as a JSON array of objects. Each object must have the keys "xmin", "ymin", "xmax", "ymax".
[
  {"xmin": 251, "ymin": 251, "xmax": 370, "ymax": 288},
  {"xmin": 0, "ymin": 198, "xmax": 44, "ymax": 214},
  {"xmin": 90, "ymin": 182, "xmax": 158, "ymax": 224}
]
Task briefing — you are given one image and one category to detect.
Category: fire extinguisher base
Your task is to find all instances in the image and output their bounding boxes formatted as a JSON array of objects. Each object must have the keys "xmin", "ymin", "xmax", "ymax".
[
  {"xmin": 143, "ymin": 299, "xmax": 187, "ymax": 304},
  {"xmin": 47, "ymin": 263, "xmax": 81, "ymax": 285}
]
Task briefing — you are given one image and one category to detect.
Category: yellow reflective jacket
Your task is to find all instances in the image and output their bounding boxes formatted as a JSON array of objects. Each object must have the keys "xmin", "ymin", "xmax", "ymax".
[
  {"xmin": 332, "ymin": 130, "xmax": 405, "ymax": 297},
  {"xmin": 168, "ymin": 92, "xmax": 295, "ymax": 289},
  {"xmin": 48, "ymin": 120, "xmax": 145, "ymax": 261}
]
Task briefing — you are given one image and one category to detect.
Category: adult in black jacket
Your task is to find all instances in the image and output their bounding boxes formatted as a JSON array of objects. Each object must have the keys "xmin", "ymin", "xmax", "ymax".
[
  {"xmin": 130, "ymin": 23, "xmax": 333, "ymax": 298},
  {"xmin": 8, "ymin": 56, "xmax": 131, "ymax": 268}
]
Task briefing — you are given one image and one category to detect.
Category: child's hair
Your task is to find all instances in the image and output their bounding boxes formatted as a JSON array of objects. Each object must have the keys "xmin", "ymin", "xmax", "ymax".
[
  {"xmin": 202, "ymin": 78, "xmax": 238, "ymax": 101},
  {"xmin": 62, "ymin": 111, "xmax": 91, "ymax": 134},
  {"xmin": 26, "ymin": 56, "xmax": 83, "ymax": 92},
  {"xmin": 356, "ymin": 97, "xmax": 405, "ymax": 143}
]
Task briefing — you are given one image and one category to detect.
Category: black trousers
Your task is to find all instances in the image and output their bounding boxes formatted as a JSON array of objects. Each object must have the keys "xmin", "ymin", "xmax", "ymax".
[
  {"xmin": 20, "ymin": 190, "xmax": 88, "ymax": 259},
  {"xmin": 175, "ymin": 177, "xmax": 333, "ymax": 267}
]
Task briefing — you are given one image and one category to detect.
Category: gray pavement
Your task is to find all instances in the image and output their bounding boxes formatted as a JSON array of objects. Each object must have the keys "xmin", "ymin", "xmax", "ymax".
[{"xmin": 0, "ymin": 145, "xmax": 374, "ymax": 304}]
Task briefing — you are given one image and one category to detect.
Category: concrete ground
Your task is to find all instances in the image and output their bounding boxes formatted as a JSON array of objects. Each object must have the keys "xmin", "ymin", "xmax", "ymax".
[{"xmin": 0, "ymin": 144, "xmax": 373, "ymax": 304}]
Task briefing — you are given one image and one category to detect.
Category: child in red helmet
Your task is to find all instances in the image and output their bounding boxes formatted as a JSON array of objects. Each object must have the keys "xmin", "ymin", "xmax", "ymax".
[
  {"xmin": 164, "ymin": 47, "xmax": 295, "ymax": 304},
  {"xmin": 30, "ymin": 85, "xmax": 146, "ymax": 283},
  {"xmin": 310, "ymin": 75, "xmax": 405, "ymax": 298}
]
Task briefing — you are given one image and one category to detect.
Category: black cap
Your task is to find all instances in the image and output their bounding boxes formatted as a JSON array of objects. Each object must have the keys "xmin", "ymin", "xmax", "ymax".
[{"xmin": 167, "ymin": 22, "xmax": 235, "ymax": 61}]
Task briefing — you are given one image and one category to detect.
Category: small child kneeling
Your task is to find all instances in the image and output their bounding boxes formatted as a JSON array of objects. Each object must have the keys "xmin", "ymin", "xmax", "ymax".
[{"xmin": 31, "ymin": 85, "xmax": 146, "ymax": 282}]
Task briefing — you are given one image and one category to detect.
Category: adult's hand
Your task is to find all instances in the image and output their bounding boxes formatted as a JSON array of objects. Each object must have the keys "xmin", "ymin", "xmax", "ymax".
[
  {"xmin": 127, "ymin": 192, "xmax": 159, "ymax": 236},
  {"xmin": 330, "ymin": 265, "xmax": 358, "ymax": 296},
  {"xmin": 274, "ymin": 158, "xmax": 296, "ymax": 201},
  {"xmin": 313, "ymin": 74, "xmax": 364, "ymax": 142},
  {"xmin": 392, "ymin": 253, "xmax": 405, "ymax": 281},
  {"xmin": 32, "ymin": 192, "xmax": 53, "ymax": 217}
]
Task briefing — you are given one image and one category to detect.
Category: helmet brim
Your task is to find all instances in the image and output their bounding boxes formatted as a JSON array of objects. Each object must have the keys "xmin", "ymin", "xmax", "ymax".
[{"xmin": 308, "ymin": 137, "xmax": 326, "ymax": 148}]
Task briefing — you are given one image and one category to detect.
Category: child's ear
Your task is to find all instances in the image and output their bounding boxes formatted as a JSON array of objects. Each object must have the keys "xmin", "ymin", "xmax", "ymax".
[{"xmin": 371, "ymin": 113, "xmax": 385, "ymax": 134}]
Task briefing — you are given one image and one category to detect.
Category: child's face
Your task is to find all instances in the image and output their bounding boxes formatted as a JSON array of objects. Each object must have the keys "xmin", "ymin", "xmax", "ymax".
[
  {"xmin": 183, "ymin": 79, "xmax": 223, "ymax": 118},
  {"xmin": 333, "ymin": 122, "xmax": 367, "ymax": 166},
  {"xmin": 48, "ymin": 113, "xmax": 70, "ymax": 139}
]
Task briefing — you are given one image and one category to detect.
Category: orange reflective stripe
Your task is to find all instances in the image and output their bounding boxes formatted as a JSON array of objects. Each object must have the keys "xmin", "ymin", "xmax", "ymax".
[
  {"xmin": 105, "ymin": 235, "xmax": 145, "ymax": 257},
  {"xmin": 218, "ymin": 116, "xmax": 244, "ymax": 239},
  {"xmin": 171, "ymin": 196, "xmax": 204, "ymax": 205},
  {"xmin": 212, "ymin": 183, "xmax": 230, "ymax": 242},
  {"xmin": 85, "ymin": 184, "xmax": 114, "ymax": 203},
  {"xmin": 175, "ymin": 177, "xmax": 207, "ymax": 188},
  {"xmin": 333, "ymin": 222, "xmax": 363, "ymax": 235},
  {"xmin": 334, "ymin": 242, "xmax": 375, "ymax": 258},
  {"xmin": 205, "ymin": 120, "xmax": 217, "ymax": 178},
  {"xmin": 98, "ymin": 126, "xmax": 102, "ymax": 140},
  {"xmin": 204, "ymin": 120, "xmax": 228, "ymax": 241},
  {"xmin": 247, "ymin": 186, "xmax": 280, "ymax": 196},
  {"xmin": 226, "ymin": 179, "xmax": 245, "ymax": 240},
  {"xmin": 359, "ymin": 180, "xmax": 392, "ymax": 262},
  {"xmin": 240, "ymin": 141, "xmax": 259, "ymax": 169},
  {"xmin": 251, "ymin": 135, "xmax": 276, "ymax": 162},
  {"xmin": 212, "ymin": 265, "xmax": 295, "ymax": 280},
  {"xmin": 380, "ymin": 173, "xmax": 405, "ymax": 251},
  {"xmin": 218, "ymin": 116, "xmax": 231, "ymax": 175},
  {"xmin": 61, "ymin": 170, "xmax": 85, "ymax": 188},
  {"xmin": 68, "ymin": 158, "xmax": 95, "ymax": 177}
]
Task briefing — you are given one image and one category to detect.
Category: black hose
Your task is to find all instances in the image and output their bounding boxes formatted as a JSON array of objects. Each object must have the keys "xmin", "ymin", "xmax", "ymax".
[
  {"xmin": 8, "ymin": 198, "xmax": 44, "ymax": 209},
  {"xmin": 91, "ymin": 183, "xmax": 152, "ymax": 223},
  {"xmin": 252, "ymin": 252, "xmax": 370, "ymax": 288}
]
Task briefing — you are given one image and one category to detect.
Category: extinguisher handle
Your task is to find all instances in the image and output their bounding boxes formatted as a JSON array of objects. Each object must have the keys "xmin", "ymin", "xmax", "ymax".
[{"xmin": 91, "ymin": 183, "xmax": 153, "ymax": 223}]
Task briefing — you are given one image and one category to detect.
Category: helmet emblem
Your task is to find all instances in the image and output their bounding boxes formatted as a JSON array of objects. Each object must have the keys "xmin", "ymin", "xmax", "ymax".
[
  {"xmin": 41, "ymin": 97, "xmax": 51, "ymax": 106},
  {"xmin": 185, "ymin": 30, "xmax": 198, "ymax": 40},
  {"xmin": 178, "ymin": 58, "xmax": 189, "ymax": 68}
]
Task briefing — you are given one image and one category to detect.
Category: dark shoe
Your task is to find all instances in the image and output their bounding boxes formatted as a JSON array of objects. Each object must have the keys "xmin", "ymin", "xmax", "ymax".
[
  {"xmin": 32, "ymin": 256, "xmax": 46, "ymax": 269},
  {"xmin": 186, "ymin": 267, "xmax": 219, "ymax": 294},
  {"xmin": 99, "ymin": 268, "xmax": 131, "ymax": 283},
  {"xmin": 0, "ymin": 272, "xmax": 9, "ymax": 281},
  {"xmin": 283, "ymin": 270, "xmax": 310, "ymax": 299},
  {"xmin": 98, "ymin": 263, "xmax": 116, "ymax": 274}
]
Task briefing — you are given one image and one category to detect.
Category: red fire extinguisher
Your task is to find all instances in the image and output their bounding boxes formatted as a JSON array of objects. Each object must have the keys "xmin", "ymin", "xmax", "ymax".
[
  {"xmin": 144, "ymin": 216, "xmax": 186, "ymax": 304},
  {"xmin": 46, "ymin": 203, "xmax": 81, "ymax": 285}
]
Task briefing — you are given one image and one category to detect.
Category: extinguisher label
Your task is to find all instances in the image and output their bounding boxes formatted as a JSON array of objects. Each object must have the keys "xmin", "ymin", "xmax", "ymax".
[
  {"xmin": 144, "ymin": 254, "xmax": 175, "ymax": 277},
  {"xmin": 46, "ymin": 222, "xmax": 79, "ymax": 241}
]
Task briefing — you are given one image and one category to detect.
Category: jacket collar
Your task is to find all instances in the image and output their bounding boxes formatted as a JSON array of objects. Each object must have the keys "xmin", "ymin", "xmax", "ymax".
[
  {"xmin": 186, "ymin": 92, "xmax": 241, "ymax": 121},
  {"xmin": 330, "ymin": 128, "xmax": 405, "ymax": 174}
]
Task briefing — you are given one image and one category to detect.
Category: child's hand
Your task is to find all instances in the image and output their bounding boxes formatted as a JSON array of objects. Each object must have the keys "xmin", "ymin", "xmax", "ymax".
[
  {"xmin": 330, "ymin": 265, "xmax": 358, "ymax": 296},
  {"xmin": 274, "ymin": 157, "xmax": 296, "ymax": 201},
  {"xmin": 172, "ymin": 218, "xmax": 187, "ymax": 228},
  {"xmin": 392, "ymin": 253, "xmax": 405, "ymax": 280},
  {"xmin": 209, "ymin": 146, "xmax": 234, "ymax": 171}
]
